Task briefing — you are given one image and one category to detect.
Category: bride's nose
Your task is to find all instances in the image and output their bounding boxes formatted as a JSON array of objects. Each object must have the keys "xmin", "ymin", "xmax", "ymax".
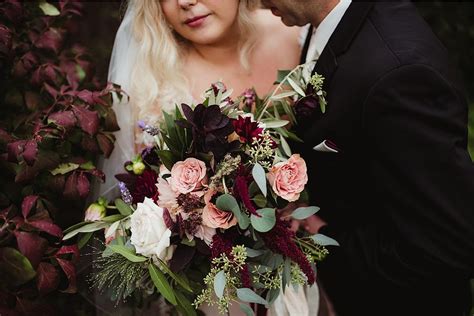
[{"xmin": 178, "ymin": 0, "xmax": 197, "ymax": 10}]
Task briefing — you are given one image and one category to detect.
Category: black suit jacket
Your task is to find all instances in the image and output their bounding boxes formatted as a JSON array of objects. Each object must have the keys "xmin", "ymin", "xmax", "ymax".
[{"xmin": 296, "ymin": 2, "xmax": 474, "ymax": 315}]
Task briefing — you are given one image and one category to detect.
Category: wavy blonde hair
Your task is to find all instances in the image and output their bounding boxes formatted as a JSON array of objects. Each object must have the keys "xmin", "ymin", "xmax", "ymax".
[{"xmin": 128, "ymin": 0, "xmax": 259, "ymax": 126}]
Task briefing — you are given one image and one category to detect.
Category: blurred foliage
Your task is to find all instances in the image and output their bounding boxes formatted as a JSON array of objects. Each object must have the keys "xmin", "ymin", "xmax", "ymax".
[{"xmin": 415, "ymin": 1, "xmax": 474, "ymax": 158}]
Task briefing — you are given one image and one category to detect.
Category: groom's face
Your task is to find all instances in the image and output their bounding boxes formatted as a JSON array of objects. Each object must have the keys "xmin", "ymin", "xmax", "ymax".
[{"xmin": 261, "ymin": 0, "xmax": 311, "ymax": 26}]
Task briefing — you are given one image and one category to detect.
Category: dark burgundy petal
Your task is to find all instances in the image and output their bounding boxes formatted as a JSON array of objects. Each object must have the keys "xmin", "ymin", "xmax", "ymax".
[
  {"xmin": 56, "ymin": 258, "xmax": 76, "ymax": 293},
  {"xmin": 35, "ymin": 27, "xmax": 63, "ymax": 53},
  {"xmin": 76, "ymin": 172, "xmax": 90, "ymax": 199},
  {"xmin": 23, "ymin": 140, "xmax": 38, "ymax": 166},
  {"xmin": 96, "ymin": 133, "xmax": 114, "ymax": 158},
  {"xmin": 28, "ymin": 219, "xmax": 63, "ymax": 238}
]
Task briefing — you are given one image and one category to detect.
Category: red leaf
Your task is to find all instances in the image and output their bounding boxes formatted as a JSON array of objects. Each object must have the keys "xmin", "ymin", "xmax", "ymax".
[
  {"xmin": 63, "ymin": 172, "xmax": 78, "ymax": 199},
  {"xmin": 56, "ymin": 258, "xmax": 76, "ymax": 293},
  {"xmin": 24, "ymin": 91, "xmax": 41, "ymax": 111},
  {"xmin": 0, "ymin": 24, "xmax": 12, "ymax": 49},
  {"xmin": 28, "ymin": 220, "xmax": 63, "ymax": 238},
  {"xmin": 0, "ymin": 128, "xmax": 14, "ymax": 144},
  {"xmin": 81, "ymin": 135, "xmax": 99, "ymax": 153},
  {"xmin": 96, "ymin": 133, "xmax": 114, "ymax": 158},
  {"xmin": 21, "ymin": 195, "xmax": 39, "ymax": 218},
  {"xmin": 72, "ymin": 105, "xmax": 99, "ymax": 135},
  {"xmin": 7, "ymin": 140, "xmax": 27, "ymax": 163},
  {"xmin": 22, "ymin": 140, "xmax": 38, "ymax": 166},
  {"xmin": 14, "ymin": 231, "xmax": 48, "ymax": 268},
  {"xmin": 76, "ymin": 90, "xmax": 94, "ymax": 104},
  {"xmin": 48, "ymin": 111, "xmax": 76, "ymax": 128},
  {"xmin": 36, "ymin": 262, "xmax": 60, "ymax": 296},
  {"xmin": 85, "ymin": 168, "xmax": 105, "ymax": 182},
  {"xmin": 76, "ymin": 172, "xmax": 90, "ymax": 199},
  {"xmin": 56, "ymin": 245, "xmax": 79, "ymax": 262},
  {"xmin": 35, "ymin": 27, "xmax": 63, "ymax": 54},
  {"xmin": 43, "ymin": 82, "xmax": 58, "ymax": 99}
]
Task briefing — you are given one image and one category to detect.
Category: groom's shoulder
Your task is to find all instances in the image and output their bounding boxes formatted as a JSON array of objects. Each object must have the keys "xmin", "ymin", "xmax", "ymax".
[{"xmin": 364, "ymin": 1, "xmax": 449, "ymax": 70}]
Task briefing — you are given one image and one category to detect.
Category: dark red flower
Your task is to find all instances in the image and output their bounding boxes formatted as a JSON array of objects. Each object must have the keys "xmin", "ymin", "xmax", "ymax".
[
  {"xmin": 240, "ymin": 264, "xmax": 252, "ymax": 288},
  {"xmin": 294, "ymin": 95, "xmax": 319, "ymax": 122},
  {"xmin": 232, "ymin": 116, "xmax": 263, "ymax": 143},
  {"xmin": 132, "ymin": 169, "xmax": 158, "ymax": 203},
  {"xmin": 141, "ymin": 146, "xmax": 160, "ymax": 166},
  {"xmin": 262, "ymin": 219, "xmax": 316, "ymax": 284},
  {"xmin": 210, "ymin": 233, "xmax": 234, "ymax": 259},
  {"xmin": 233, "ymin": 175, "xmax": 258, "ymax": 216}
]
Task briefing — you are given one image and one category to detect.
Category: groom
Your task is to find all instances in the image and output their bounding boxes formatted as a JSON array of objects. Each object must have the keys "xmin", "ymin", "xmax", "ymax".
[{"xmin": 263, "ymin": 0, "xmax": 474, "ymax": 315}]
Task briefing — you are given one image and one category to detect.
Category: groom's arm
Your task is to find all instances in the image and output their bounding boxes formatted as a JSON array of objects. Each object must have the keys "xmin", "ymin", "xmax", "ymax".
[{"xmin": 324, "ymin": 63, "xmax": 474, "ymax": 286}]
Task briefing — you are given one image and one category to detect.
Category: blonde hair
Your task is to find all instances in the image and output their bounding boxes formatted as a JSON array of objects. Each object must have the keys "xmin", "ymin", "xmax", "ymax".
[{"xmin": 128, "ymin": 0, "xmax": 259, "ymax": 126}]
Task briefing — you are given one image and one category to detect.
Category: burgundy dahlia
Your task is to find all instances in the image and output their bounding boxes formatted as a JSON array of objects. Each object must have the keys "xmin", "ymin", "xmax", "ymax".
[
  {"xmin": 210, "ymin": 233, "xmax": 234, "ymax": 259},
  {"xmin": 262, "ymin": 220, "xmax": 316, "ymax": 284},
  {"xmin": 131, "ymin": 169, "xmax": 158, "ymax": 203},
  {"xmin": 232, "ymin": 116, "xmax": 263, "ymax": 143},
  {"xmin": 294, "ymin": 95, "xmax": 319, "ymax": 122}
]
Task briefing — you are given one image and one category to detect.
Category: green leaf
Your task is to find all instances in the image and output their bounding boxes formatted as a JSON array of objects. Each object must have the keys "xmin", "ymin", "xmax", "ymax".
[
  {"xmin": 280, "ymin": 134, "xmax": 292, "ymax": 157},
  {"xmin": 63, "ymin": 221, "xmax": 89, "ymax": 234},
  {"xmin": 105, "ymin": 220, "xmax": 120, "ymax": 238},
  {"xmin": 270, "ymin": 91, "xmax": 296, "ymax": 100},
  {"xmin": 291, "ymin": 206, "xmax": 320, "ymax": 220},
  {"xmin": 107, "ymin": 245, "xmax": 147, "ymax": 263},
  {"xmin": 102, "ymin": 214, "xmax": 126, "ymax": 223},
  {"xmin": 79, "ymin": 161, "xmax": 95, "ymax": 170},
  {"xmin": 149, "ymin": 264, "xmax": 177, "ymax": 305},
  {"xmin": 76, "ymin": 65, "xmax": 86, "ymax": 81},
  {"xmin": 39, "ymin": 1, "xmax": 60, "ymax": 16},
  {"xmin": 175, "ymin": 290, "xmax": 197, "ymax": 316},
  {"xmin": 287, "ymin": 78, "xmax": 306, "ymax": 97},
  {"xmin": 282, "ymin": 258, "xmax": 291, "ymax": 290},
  {"xmin": 250, "ymin": 208, "xmax": 276, "ymax": 233},
  {"xmin": 262, "ymin": 120, "xmax": 289, "ymax": 129},
  {"xmin": 216, "ymin": 194, "xmax": 249, "ymax": 230},
  {"xmin": 252, "ymin": 163, "xmax": 267, "ymax": 197},
  {"xmin": 78, "ymin": 232, "xmax": 93, "ymax": 249},
  {"xmin": 252, "ymin": 194, "xmax": 267, "ymax": 208},
  {"xmin": 157, "ymin": 150, "xmax": 176, "ymax": 171},
  {"xmin": 236, "ymin": 288, "xmax": 268, "ymax": 305},
  {"xmin": 266, "ymin": 288, "xmax": 280, "ymax": 305},
  {"xmin": 115, "ymin": 199, "xmax": 132, "ymax": 216},
  {"xmin": 49, "ymin": 163, "xmax": 79, "ymax": 175},
  {"xmin": 214, "ymin": 270, "xmax": 226, "ymax": 299},
  {"xmin": 311, "ymin": 234, "xmax": 340, "ymax": 246},
  {"xmin": 156, "ymin": 258, "xmax": 193, "ymax": 293},
  {"xmin": 63, "ymin": 221, "xmax": 109, "ymax": 240},
  {"xmin": 245, "ymin": 248, "xmax": 264, "ymax": 258},
  {"xmin": 239, "ymin": 303, "xmax": 255, "ymax": 316},
  {"xmin": 0, "ymin": 248, "xmax": 36, "ymax": 286}
]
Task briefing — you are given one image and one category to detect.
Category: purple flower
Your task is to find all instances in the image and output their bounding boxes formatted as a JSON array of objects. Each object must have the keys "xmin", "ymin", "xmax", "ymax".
[
  {"xmin": 118, "ymin": 182, "xmax": 133, "ymax": 205},
  {"xmin": 137, "ymin": 121, "xmax": 160, "ymax": 136}
]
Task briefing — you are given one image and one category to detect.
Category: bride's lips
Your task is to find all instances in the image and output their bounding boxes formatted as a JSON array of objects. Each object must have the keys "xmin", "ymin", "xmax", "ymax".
[{"xmin": 185, "ymin": 14, "xmax": 210, "ymax": 28}]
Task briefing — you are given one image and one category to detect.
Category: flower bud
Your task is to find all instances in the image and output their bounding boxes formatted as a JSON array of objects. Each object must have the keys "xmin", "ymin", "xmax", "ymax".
[
  {"xmin": 132, "ymin": 161, "xmax": 146, "ymax": 175},
  {"xmin": 84, "ymin": 202, "xmax": 106, "ymax": 222}
]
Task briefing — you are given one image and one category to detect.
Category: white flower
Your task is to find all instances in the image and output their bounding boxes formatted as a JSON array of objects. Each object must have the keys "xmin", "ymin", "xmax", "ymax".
[{"xmin": 130, "ymin": 198, "xmax": 173, "ymax": 261}]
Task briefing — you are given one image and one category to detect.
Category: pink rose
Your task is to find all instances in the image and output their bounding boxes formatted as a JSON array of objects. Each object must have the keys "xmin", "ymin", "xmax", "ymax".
[
  {"xmin": 202, "ymin": 190, "xmax": 237, "ymax": 229},
  {"xmin": 170, "ymin": 158, "xmax": 207, "ymax": 194},
  {"xmin": 267, "ymin": 154, "xmax": 308, "ymax": 202}
]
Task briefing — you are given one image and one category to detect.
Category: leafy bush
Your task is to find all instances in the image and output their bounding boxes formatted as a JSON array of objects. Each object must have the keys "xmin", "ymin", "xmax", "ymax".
[{"xmin": 0, "ymin": 1, "xmax": 121, "ymax": 313}]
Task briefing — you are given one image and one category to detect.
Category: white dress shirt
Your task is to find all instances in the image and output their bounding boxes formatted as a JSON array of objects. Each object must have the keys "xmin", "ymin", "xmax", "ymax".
[{"xmin": 305, "ymin": 0, "xmax": 352, "ymax": 63}]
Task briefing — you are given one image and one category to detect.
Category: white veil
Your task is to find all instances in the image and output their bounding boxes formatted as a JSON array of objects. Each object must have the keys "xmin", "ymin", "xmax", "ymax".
[{"xmin": 95, "ymin": 3, "xmax": 137, "ymax": 200}]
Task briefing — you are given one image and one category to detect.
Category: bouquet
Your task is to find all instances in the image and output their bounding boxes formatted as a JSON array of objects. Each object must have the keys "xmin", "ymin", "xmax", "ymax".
[{"xmin": 64, "ymin": 63, "xmax": 338, "ymax": 315}]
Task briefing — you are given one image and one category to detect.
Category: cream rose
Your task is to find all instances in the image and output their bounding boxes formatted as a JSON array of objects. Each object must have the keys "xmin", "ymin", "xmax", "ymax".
[
  {"xmin": 267, "ymin": 154, "xmax": 308, "ymax": 202},
  {"xmin": 170, "ymin": 158, "xmax": 207, "ymax": 194},
  {"xmin": 202, "ymin": 190, "xmax": 237, "ymax": 229},
  {"xmin": 130, "ymin": 197, "xmax": 173, "ymax": 261}
]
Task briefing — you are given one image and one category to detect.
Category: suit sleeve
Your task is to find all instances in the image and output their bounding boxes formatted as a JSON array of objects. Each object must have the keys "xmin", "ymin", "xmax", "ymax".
[{"xmin": 321, "ymin": 64, "xmax": 474, "ymax": 287}]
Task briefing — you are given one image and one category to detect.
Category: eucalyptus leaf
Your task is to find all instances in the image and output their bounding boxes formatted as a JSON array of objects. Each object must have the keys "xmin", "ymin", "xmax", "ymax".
[
  {"xmin": 107, "ymin": 245, "xmax": 147, "ymax": 263},
  {"xmin": 156, "ymin": 258, "xmax": 193, "ymax": 293},
  {"xmin": 252, "ymin": 194, "xmax": 267, "ymax": 208},
  {"xmin": 239, "ymin": 303, "xmax": 255, "ymax": 316},
  {"xmin": 266, "ymin": 288, "xmax": 281, "ymax": 305},
  {"xmin": 213, "ymin": 270, "xmax": 226, "ymax": 299},
  {"xmin": 311, "ymin": 234, "xmax": 340, "ymax": 246},
  {"xmin": 291, "ymin": 206, "xmax": 320, "ymax": 220},
  {"xmin": 115, "ymin": 199, "xmax": 132, "ymax": 216},
  {"xmin": 282, "ymin": 258, "xmax": 291, "ymax": 290},
  {"xmin": 149, "ymin": 264, "xmax": 177, "ymax": 305},
  {"xmin": 236, "ymin": 288, "xmax": 268, "ymax": 305},
  {"xmin": 250, "ymin": 208, "xmax": 276, "ymax": 233},
  {"xmin": 245, "ymin": 248, "xmax": 264, "ymax": 258},
  {"xmin": 252, "ymin": 163, "xmax": 267, "ymax": 197},
  {"xmin": 216, "ymin": 194, "xmax": 249, "ymax": 230}
]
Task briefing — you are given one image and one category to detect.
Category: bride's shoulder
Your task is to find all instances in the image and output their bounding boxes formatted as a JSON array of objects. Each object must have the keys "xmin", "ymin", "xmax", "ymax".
[{"xmin": 254, "ymin": 9, "xmax": 300, "ymax": 45}]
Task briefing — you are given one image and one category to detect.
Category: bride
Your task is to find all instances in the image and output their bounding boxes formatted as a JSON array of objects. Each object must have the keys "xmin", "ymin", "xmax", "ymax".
[{"xmin": 99, "ymin": 0, "xmax": 317, "ymax": 315}]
